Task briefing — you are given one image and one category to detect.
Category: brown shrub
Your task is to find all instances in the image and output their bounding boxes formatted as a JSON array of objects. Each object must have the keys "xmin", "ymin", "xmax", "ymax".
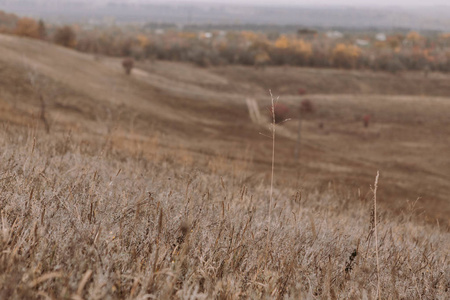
[
  {"xmin": 37, "ymin": 20, "xmax": 47, "ymax": 39},
  {"xmin": 54, "ymin": 26, "xmax": 76, "ymax": 48},
  {"xmin": 300, "ymin": 99, "xmax": 314, "ymax": 114},
  {"xmin": 298, "ymin": 88, "xmax": 307, "ymax": 95},
  {"xmin": 363, "ymin": 114, "xmax": 371, "ymax": 127},
  {"xmin": 122, "ymin": 57, "xmax": 134, "ymax": 75},
  {"xmin": 269, "ymin": 103, "xmax": 289, "ymax": 124},
  {"xmin": 14, "ymin": 17, "xmax": 40, "ymax": 39}
]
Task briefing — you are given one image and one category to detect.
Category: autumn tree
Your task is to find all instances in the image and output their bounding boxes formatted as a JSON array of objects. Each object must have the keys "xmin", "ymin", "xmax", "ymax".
[
  {"xmin": 331, "ymin": 43, "xmax": 361, "ymax": 69},
  {"xmin": 272, "ymin": 35, "xmax": 312, "ymax": 65},
  {"xmin": 0, "ymin": 10, "xmax": 19, "ymax": 33},
  {"xmin": 406, "ymin": 31, "xmax": 422, "ymax": 45},
  {"xmin": 54, "ymin": 26, "xmax": 76, "ymax": 48},
  {"xmin": 38, "ymin": 20, "xmax": 47, "ymax": 39},
  {"xmin": 14, "ymin": 17, "xmax": 40, "ymax": 39}
]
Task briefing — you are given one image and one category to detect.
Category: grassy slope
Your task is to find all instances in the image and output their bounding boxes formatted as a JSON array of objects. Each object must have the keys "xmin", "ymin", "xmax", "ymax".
[
  {"xmin": 1, "ymin": 122, "xmax": 449, "ymax": 299},
  {"xmin": 0, "ymin": 34, "xmax": 449, "ymax": 298},
  {"xmin": 136, "ymin": 60, "xmax": 450, "ymax": 224},
  {"xmin": 1, "ymin": 34, "xmax": 449, "ymax": 223}
]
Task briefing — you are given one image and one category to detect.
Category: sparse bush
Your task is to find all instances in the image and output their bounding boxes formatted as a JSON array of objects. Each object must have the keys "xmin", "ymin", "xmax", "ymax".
[
  {"xmin": 54, "ymin": 26, "xmax": 77, "ymax": 48},
  {"xmin": 300, "ymin": 99, "xmax": 314, "ymax": 113},
  {"xmin": 309, "ymin": 47, "xmax": 331, "ymax": 68},
  {"xmin": 269, "ymin": 103, "xmax": 289, "ymax": 124},
  {"xmin": 37, "ymin": 20, "xmax": 47, "ymax": 40},
  {"xmin": 0, "ymin": 10, "xmax": 19, "ymax": 31},
  {"xmin": 387, "ymin": 57, "xmax": 405, "ymax": 74},
  {"xmin": 185, "ymin": 45, "xmax": 222, "ymax": 67},
  {"xmin": 373, "ymin": 54, "xmax": 405, "ymax": 73},
  {"xmin": 122, "ymin": 57, "xmax": 134, "ymax": 75},
  {"xmin": 363, "ymin": 114, "xmax": 371, "ymax": 127},
  {"xmin": 298, "ymin": 88, "xmax": 307, "ymax": 95}
]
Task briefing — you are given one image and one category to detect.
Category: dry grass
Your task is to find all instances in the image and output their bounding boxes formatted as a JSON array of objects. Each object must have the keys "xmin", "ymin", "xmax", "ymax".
[
  {"xmin": 0, "ymin": 125, "xmax": 448, "ymax": 300},
  {"xmin": 138, "ymin": 60, "xmax": 450, "ymax": 98},
  {"xmin": 0, "ymin": 35, "xmax": 449, "ymax": 299},
  {"xmin": 1, "ymin": 35, "xmax": 450, "ymax": 225}
]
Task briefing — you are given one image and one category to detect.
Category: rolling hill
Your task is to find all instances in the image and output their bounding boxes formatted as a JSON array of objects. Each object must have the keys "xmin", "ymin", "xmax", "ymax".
[
  {"xmin": 0, "ymin": 33, "xmax": 449, "ymax": 299},
  {"xmin": 1, "ymin": 33, "xmax": 449, "ymax": 225}
]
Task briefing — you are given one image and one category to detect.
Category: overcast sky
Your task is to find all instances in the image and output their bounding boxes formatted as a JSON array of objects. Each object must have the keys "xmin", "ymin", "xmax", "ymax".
[
  {"xmin": 132, "ymin": 0, "xmax": 450, "ymax": 6},
  {"xmin": 5, "ymin": 0, "xmax": 450, "ymax": 8}
]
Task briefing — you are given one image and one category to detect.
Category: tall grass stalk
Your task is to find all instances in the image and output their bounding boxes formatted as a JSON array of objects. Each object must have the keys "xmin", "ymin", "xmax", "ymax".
[
  {"xmin": 373, "ymin": 171, "xmax": 381, "ymax": 300},
  {"xmin": 265, "ymin": 90, "xmax": 276, "ymax": 267}
]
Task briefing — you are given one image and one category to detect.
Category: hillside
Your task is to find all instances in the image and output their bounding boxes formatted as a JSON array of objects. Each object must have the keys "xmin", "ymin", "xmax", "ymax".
[
  {"xmin": 1, "ymin": 34, "xmax": 449, "ymax": 223},
  {"xmin": 0, "ymin": 34, "xmax": 449, "ymax": 299}
]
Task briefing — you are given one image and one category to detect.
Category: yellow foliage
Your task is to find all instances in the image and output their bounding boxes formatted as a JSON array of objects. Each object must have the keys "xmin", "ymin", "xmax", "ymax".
[
  {"xmin": 291, "ymin": 39, "xmax": 312, "ymax": 57},
  {"xmin": 274, "ymin": 35, "xmax": 289, "ymax": 49},
  {"xmin": 331, "ymin": 43, "xmax": 361, "ymax": 68},
  {"xmin": 406, "ymin": 31, "xmax": 422, "ymax": 42},
  {"xmin": 241, "ymin": 31, "xmax": 259, "ymax": 41},
  {"xmin": 333, "ymin": 43, "xmax": 360, "ymax": 58},
  {"xmin": 178, "ymin": 32, "xmax": 197, "ymax": 39},
  {"xmin": 273, "ymin": 35, "xmax": 312, "ymax": 57},
  {"xmin": 136, "ymin": 34, "xmax": 150, "ymax": 48}
]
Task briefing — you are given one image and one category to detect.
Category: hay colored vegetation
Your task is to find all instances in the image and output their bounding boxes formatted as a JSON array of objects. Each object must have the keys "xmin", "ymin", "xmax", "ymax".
[{"xmin": 0, "ymin": 22, "xmax": 449, "ymax": 299}]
